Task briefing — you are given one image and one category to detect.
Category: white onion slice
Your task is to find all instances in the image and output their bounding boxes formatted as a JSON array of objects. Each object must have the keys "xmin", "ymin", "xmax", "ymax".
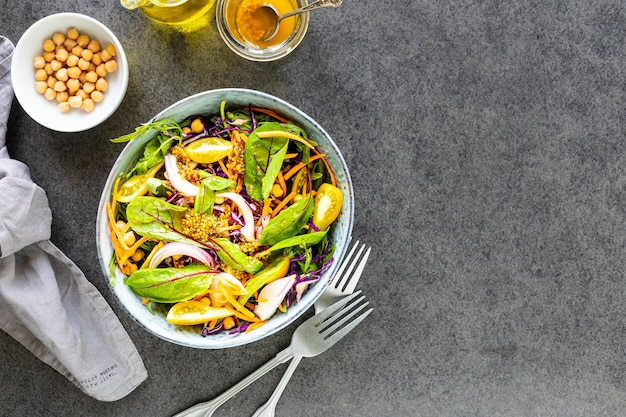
[
  {"xmin": 210, "ymin": 272, "xmax": 246, "ymax": 307},
  {"xmin": 254, "ymin": 275, "xmax": 296, "ymax": 321},
  {"xmin": 148, "ymin": 242, "xmax": 215, "ymax": 269},
  {"xmin": 216, "ymin": 192, "xmax": 255, "ymax": 241},
  {"xmin": 164, "ymin": 153, "xmax": 199, "ymax": 197}
]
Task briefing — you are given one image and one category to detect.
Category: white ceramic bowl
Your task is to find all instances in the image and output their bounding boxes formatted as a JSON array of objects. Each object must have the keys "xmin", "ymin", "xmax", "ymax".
[
  {"xmin": 96, "ymin": 89, "xmax": 354, "ymax": 349},
  {"xmin": 12, "ymin": 13, "xmax": 128, "ymax": 132}
]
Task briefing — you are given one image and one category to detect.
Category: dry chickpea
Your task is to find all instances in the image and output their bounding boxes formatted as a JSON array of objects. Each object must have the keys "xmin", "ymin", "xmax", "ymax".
[
  {"xmin": 53, "ymin": 80, "xmax": 67, "ymax": 92},
  {"xmin": 66, "ymin": 78, "xmax": 80, "ymax": 93},
  {"xmin": 44, "ymin": 88, "xmax": 56, "ymax": 100},
  {"xmin": 104, "ymin": 60, "xmax": 118, "ymax": 73},
  {"xmin": 131, "ymin": 249, "xmax": 144, "ymax": 263},
  {"xmin": 55, "ymin": 68, "xmax": 68, "ymax": 82},
  {"xmin": 83, "ymin": 82, "xmax": 95, "ymax": 94},
  {"xmin": 81, "ymin": 48, "xmax": 93, "ymax": 61},
  {"xmin": 35, "ymin": 69, "xmax": 48, "ymax": 81},
  {"xmin": 50, "ymin": 60, "xmax": 62, "ymax": 72},
  {"xmin": 95, "ymin": 64, "xmax": 107, "ymax": 78},
  {"xmin": 43, "ymin": 51, "xmax": 56, "ymax": 62},
  {"xmin": 46, "ymin": 76, "xmax": 57, "ymax": 88},
  {"xmin": 77, "ymin": 58, "xmax": 90, "ymax": 71},
  {"xmin": 58, "ymin": 102, "xmax": 71, "ymax": 113},
  {"xmin": 101, "ymin": 48, "xmax": 112, "ymax": 62},
  {"xmin": 63, "ymin": 38, "xmax": 77, "ymax": 50},
  {"xmin": 78, "ymin": 71, "xmax": 87, "ymax": 84},
  {"xmin": 91, "ymin": 52, "xmax": 102, "ymax": 65},
  {"xmin": 76, "ymin": 34, "xmax": 89, "ymax": 48},
  {"xmin": 88, "ymin": 62, "xmax": 96, "ymax": 72},
  {"xmin": 87, "ymin": 39, "xmax": 101, "ymax": 53},
  {"xmin": 72, "ymin": 45, "xmax": 83, "ymax": 56},
  {"xmin": 44, "ymin": 63, "xmax": 53, "ymax": 75},
  {"xmin": 85, "ymin": 70, "xmax": 98, "ymax": 83},
  {"xmin": 91, "ymin": 90, "xmax": 104, "ymax": 103},
  {"xmin": 82, "ymin": 98, "xmax": 95, "ymax": 113},
  {"xmin": 56, "ymin": 91, "xmax": 69, "ymax": 103},
  {"xmin": 66, "ymin": 54, "xmax": 79, "ymax": 67},
  {"xmin": 95, "ymin": 77, "xmax": 108, "ymax": 92},
  {"xmin": 56, "ymin": 48, "xmax": 69, "ymax": 62},
  {"xmin": 33, "ymin": 56, "xmax": 45, "ymax": 69},
  {"xmin": 52, "ymin": 32, "xmax": 65, "ymax": 45},
  {"xmin": 34, "ymin": 81, "xmax": 47, "ymax": 94},
  {"xmin": 68, "ymin": 95, "xmax": 82, "ymax": 108},
  {"xmin": 76, "ymin": 89, "xmax": 89, "ymax": 100},
  {"xmin": 42, "ymin": 39, "xmax": 55, "ymax": 52},
  {"xmin": 67, "ymin": 27, "xmax": 79, "ymax": 40},
  {"xmin": 67, "ymin": 66, "xmax": 81, "ymax": 79},
  {"xmin": 105, "ymin": 43, "xmax": 117, "ymax": 57}
]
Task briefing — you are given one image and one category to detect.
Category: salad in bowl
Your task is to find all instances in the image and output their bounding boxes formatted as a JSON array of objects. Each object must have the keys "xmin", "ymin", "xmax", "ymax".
[{"xmin": 96, "ymin": 89, "xmax": 353, "ymax": 348}]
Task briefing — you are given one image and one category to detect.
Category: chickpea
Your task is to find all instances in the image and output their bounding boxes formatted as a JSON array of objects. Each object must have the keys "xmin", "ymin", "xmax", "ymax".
[
  {"xmin": 56, "ymin": 48, "xmax": 69, "ymax": 62},
  {"xmin": 271, "ymin": 183, "xmax": 284, "ymax": 198},
  {"xmin": 126, "ymin": 262, "xmax": 138, "ymax": 275},
  {"xmin": 91, "ymin": 90, "xmax": 104, "ymax": 103},
  {"xmin": 56, "ymin": 91, "xmax": 69, "ymax": 103},
  {"xmin": 83, "ymin": 82, "xmax": 95, "ymax": 94},
  {"xmin": 42, "ymin": 39, "xmax": 55, "ymax": 52},
  {"xmin": 76, "ymin": 89, "xmax": 89, "ymax": 100},
  {"xmin": 67, "ymin": 27, "xmax": 79, "ymax": 40},
  {"xmin": 222, "ymin": 317, "xmax": 236, "ymax": 330},
  {"xmin": 66, "ymin": 54, "xmax": 79, "ymax": 67},
  {"xmin": 44, "ymin": 88, "xmax": 56, "ymax": 100},
  {"xmin": 105, "ymin": 43, "xmax": 117, "ymax": 57},
  {"xmin": 71, "ymin": 45, "xmax": 84, "ymax": 57},
  {"xmin": 68, "ymin": 95, "xmax": 82, "ymax": 108},
  {"xmin": 95, "ymin": 77, "xmax": 108, "ymax": 92},
  {"xmin": 101, "ymin": 48, "xmax": 112, "ymax": 62},
  {"xmin": 43, "ymin": 51, "xmax": 56, "ymax": 62},
  {"xmin": 63, "ymin": 38, "xmax": 77, "ymax": 50},
  {"xmin": 87, "ymin": 39, "xmax": 101, "ymax": 53},
  {"xmin": 182, "ymin": 127, "xmax": 192, "ymax": 135},
  {"xmin": 191, "ymin": 118, "xmax": 204, "ymax": 133},
  {"xmin": 67, "ymin": 66, "xmax": 81, "ymax": 79},
  {"xmin": 35, "ymin": 69, "xmax": 48, "ymax": 81},
  {"xmin": 53, "ymin": 80, "xmax": 67, "ymax": 92},
  {"xmin": 84, "ymin": 70, "xmax": 98, "ymax": 83},
  {"xmin": 33, "ymin": 56, "xmax": 45, "ymax": 69},
  {"xmin": 46, "ymin": 76, "xmax": 57, "ymax": 88},
  {"xmin": 50, "ymin": 60, "xmax": 62, "ymax": 72},
  {"xmin": 81, "ymin": 48, "xmax": 93, "ymax": 61},
  {"xmin": 44, "ymin": 63, "xmax": 53, "ymax": 75},
  {"xmin": 52, "ymin": 32, "xmax": 65, "ymax": 45},
  {"xmin": 131, "ymin": 249, "xmax": 144, "ymax": 263},
  {"xmin": 58, "ymin": 101, "xmax": 71, "ymax": 113},
  {"xmin": 66, "ymin": 78, "xmax": 80, "ymax": 93},
  {"xmin": 82, "ymin": 98, "xmax": 95, "ymax": 113},
  {"xmin": 34, "ymin": 81, "xmax": 47, "ymax": 94},
  {"xmin": 55, "ymin": 67, "xmax": 68, "ymax": 82},
  {"xmin": 91, "ymin": 52, "xmax": 102, "ymax": 65},
  {"xmin": 123, "ymin": 231, "xmax": 136, "ymax": 246},
  {"xmin": 95, "ymin": 64, "xmax": 107, "ymax": 78},
  {"xmin": 76, "ymin": 34, "xmax": 89, "ymax": 48},
  {"xmin": 77, "ymin": 57, "xmax": 90, "ymax": 71}
]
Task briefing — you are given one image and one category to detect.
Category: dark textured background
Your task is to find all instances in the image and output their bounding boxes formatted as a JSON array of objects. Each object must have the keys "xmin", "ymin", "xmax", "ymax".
[{"xmin": 3, "ymin": 1, "xmax": 626, "ymax": 416}]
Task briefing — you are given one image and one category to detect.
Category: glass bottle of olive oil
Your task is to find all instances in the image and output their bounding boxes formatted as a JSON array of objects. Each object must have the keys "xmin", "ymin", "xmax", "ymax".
[{"xmin": 121, "ymin": 0, "xmax": 216, "ymax": 28}]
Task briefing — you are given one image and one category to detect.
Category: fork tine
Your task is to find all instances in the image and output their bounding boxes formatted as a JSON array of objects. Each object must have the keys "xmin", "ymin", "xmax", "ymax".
[
  {"xmin": 334, "ymin": 243, "xmax": 365, "ymax": 290},
  {"xmin": 312, "ymin": 290, "xmax": 362, "ymax": 324},
  {"xmin": 320, "ymin": 296, "xmax": 369, "ymax": 337},
  {"xmin": 329, "ymin": 240, "xmax": 360, "ymax": 288},
  {"xmin": 320, "ymin": 307, "xmax": 373, "ymax": 349},
  {"xmin": 342, "ymin": 246, "xmax": 371, "ymax": 294}
]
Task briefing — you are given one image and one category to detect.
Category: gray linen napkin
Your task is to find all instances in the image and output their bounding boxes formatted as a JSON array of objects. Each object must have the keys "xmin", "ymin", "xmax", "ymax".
[{"xmin": 0, "ymin": 36, "xmax": 147, "ymax": 402}]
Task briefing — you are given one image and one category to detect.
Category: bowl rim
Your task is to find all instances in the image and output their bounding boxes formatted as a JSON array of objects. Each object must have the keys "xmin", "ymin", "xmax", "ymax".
[
  {"xmin": 96, "ymin": 88, "xmax": 354, "ymax": 349},
  {"xmin": 11, "ymin": 12, "xmax": 129, "ymax": 132},
  {"xmin": 215, "ymin": 0, "xmax": 310, "ymax": 62}
]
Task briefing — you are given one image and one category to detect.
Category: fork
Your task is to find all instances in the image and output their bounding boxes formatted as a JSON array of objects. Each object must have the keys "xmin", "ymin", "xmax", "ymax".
[
  {"xmin": 251, "ymin": 241, "xmax": 371, "ymax": 417},
  {"xmin": 173, "ymin": 290, "xmax": 372, "ymax": 417}
]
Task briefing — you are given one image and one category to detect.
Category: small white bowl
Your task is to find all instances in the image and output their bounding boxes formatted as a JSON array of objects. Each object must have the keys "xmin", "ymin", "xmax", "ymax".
[{"xmin": 11, "ymin": 13, "xmax": 128, "ymax": 132}]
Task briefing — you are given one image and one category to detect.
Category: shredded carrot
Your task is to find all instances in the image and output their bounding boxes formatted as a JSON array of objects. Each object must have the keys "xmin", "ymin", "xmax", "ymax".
[
  {"xmin": 119, "ymin": 236, "xmax": 150, "ymax": 265},
  {"xmin": 256, "ymin": 130, "xmax": 315, "ymax": 149},
  {"xmin": 235, "ymin": 176, "xmax": 243, "ymax": 193},
  {"xmin": 208, "ymin": 318, "xmax": 219, "ymax": 330},
  {"xmin": 142, "ymin": 298, "xmax": 150, "ymax": 305},
  {"xmin": 261, "ymin": 198, "xmax": 272, "ymax": 219},
  {"xmin": 219, "ymin": 282, "xmax": 258, "ymax": 322},
  {"xmin": 245, "ymin": 321, "xmax": 266, "ymax": 333},
  {"xmin": 250, "ymin": 107, "xmax": 288, "ymax": 123},
  {"xmin": 218, "ymin": 158, "xmax": 231, "ymax": 180},
  {"xmin": 272, "ymin": 191, "xmax": 297, "ymax": 217},
  {"xmin": 313, "ymin": 148, "xmax": 336, "ymax": 186},
  {"xmin": 277, "ymin": 170, "xmax": 287, "ymax": 195},
  {"xmin": 283, "ymin": 153, "xmax": 325, "ymax": 181}
]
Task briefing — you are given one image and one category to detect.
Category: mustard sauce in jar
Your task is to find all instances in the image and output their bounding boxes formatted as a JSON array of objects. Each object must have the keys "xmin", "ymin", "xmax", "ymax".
[{"xmin": 235, "ymin": 0, "xmax": 297, "ymax": 48}]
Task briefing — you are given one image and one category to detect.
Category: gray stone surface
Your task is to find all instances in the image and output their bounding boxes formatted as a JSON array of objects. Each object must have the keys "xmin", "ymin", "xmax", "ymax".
[{"xmin": 3, "ymin": 0, "xmax": 626, "ymax": 416}]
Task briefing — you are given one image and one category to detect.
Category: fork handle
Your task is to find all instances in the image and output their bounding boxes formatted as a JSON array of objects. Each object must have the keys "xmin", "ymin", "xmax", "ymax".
[
  {"xmin": 173, "ymin": 348, "xmax": 294, "ymax": 417},
  {"xmin": 251, "ymin": 355, "xmax": 304, "ymax": 417}
]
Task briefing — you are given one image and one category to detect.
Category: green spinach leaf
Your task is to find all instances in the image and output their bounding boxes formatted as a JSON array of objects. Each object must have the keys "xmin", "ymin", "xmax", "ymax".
[
  {"xmin": 212, "ymin": 238, "xmax": 263, "ymax": 274},
  {"xmin": 244, "ymin": 122, "xmax": 289, "ymax": 201},
  {"xmin": 267, "ymin": 231, "xmax": 327, "ymax": 252},
  {"xmin": 125, "ymin": 264, "xmax": 215, "ymax": 303},
  {"xmin": 260, "ymin": 196, "xmax": 314, "ymax": 246}
]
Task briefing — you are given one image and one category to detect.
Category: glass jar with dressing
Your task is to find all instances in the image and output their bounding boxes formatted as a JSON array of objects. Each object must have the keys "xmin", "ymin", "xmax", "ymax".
[
  {"xmin": 216, "ymin": 0, "xmax": 309, "ymax": 61},
  {"xmin": 121, "ymin": 0, "xmax": 216, "ymax": 28}
]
